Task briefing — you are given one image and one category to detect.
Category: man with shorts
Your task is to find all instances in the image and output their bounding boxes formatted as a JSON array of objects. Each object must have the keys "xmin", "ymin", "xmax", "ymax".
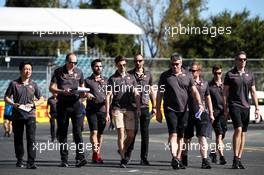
[
  {"xmin": 182, "ymin": 62, "xmax": 215, "ymax": 169},
  {"xmin": 208, "ymin": 64, "xmax": 227, "ymax": 165},
  {"xmin": 105, "ymin": 55, "xmax": 141, "ymax": 168},
  {"xmin": 49, "ymin": 53, "xmax": 88, "ymax": 167},
  {"xmin": 156, "ymin": 53, "xmax": 204, "ymax": 170},
  {"xmin": 4, "ymin": 61, "xmax": 44, "ymax": 169},
  {"xmin": 223, "ymin": 51, "xmax": 260, "ymax": 169},
  {"xmin": 84, "ymin": 59, "xmax": 109, "ymax": 164}
]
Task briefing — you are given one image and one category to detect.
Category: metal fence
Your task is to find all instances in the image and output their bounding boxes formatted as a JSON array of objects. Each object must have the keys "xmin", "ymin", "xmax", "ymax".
[{"xmin": 0, "ymin": 56, "xmax": 263, "ymax": 100}]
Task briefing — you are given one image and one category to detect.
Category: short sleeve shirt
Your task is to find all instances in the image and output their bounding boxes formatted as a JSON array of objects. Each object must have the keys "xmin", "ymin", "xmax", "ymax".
[
  {"xmin": 108, "ymin": 71, "xmax": 137, "ymax": 110},
  {"xmin": 224, "ymin": 67, "xmax": 255, "ymax": 108},
  {"xmin": 188, "ymin": 78, "xmax": 210, "ymax": 114},
  {"xmin": 51, "ymin": 65, "xmax": 84, "ymax": 104},
  {"xmin": 209, "ymin": 80, "xmax": 224, "ymax": 112},
  {"xmin": 5, "ymin": 77, "xmax": 42, "ymax": 120},
  {"xmin": 84, "ymin": 74, "xmax": 107, "ymax": 112},
  {"xmin": 128, "ymin": 68, "xmax": 153, "ymax": 108},
  {"xmin": 158, "ymin": 69, "xmax": 194, "ymax": 112}
]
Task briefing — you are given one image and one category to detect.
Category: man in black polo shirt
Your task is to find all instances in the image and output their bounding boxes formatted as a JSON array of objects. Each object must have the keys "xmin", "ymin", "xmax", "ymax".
[
  {"xmin": 183, "ymin": 62, "xmax": 215, "ymax": 169},
  {"xmin": 84, "ymin": 59, "xmax": 109, "ymax": 164},
  {"xmin": 105, "ymin": 55, "xmax": 141, "ymax": 168},
  {"xmin": 223, "ymin": 51, "xmax": 260, "ymax": 169},
  {"xmin": 4, "ymin": 62, "xmax": 44, "ymax": 169},
  {"xmin": 126, "ymin": 53, "xmax": 156, "ymax": 165},
  {"xmin": 208, "ymin": 64, "xmax": 227, "ymax": 165},
  {"xmin": 49, "ymin": 53, "xmax": 87, "ymax": 167},
  {"xmin": 156, "ymin": 53, "xmax": 204, "ymax": 170}
]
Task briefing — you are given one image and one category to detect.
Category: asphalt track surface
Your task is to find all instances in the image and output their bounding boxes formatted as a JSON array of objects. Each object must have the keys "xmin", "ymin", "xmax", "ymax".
[{"xmin": 0, "ymin": 121, "xmax": 263, "ymax": 175}]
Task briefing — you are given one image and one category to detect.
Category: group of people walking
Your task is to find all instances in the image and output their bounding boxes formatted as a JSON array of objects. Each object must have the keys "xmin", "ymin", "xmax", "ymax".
[{"xmin": 4, "ymin": 51, "xmax": 260, "ymax": 170}]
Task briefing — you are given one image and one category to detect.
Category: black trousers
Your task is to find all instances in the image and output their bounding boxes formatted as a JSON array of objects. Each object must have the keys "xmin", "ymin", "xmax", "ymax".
[
  {"xmin": 12, "ymin": 117, "xmax": 36, "ymax": 164},
  {"xmin": 57, "ymin": 104, "xmax": 85, "ymax": 161},
  {"xmin": 127, "ymin": 108, "xmax": 151, "ymax": 160}
]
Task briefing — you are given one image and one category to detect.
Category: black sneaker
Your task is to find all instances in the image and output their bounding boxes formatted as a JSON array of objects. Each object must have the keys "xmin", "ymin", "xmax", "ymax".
[
  {"xmin": 182, "ymin": 155, "xmax": 188, "ymax": 167},
  {"xmin": 16, "ymin": 160, "xmax": 24, "ymax": 168},
  {"xmin": 140, "ymin": 159, "xmax": 150, "ymax": 166},
  {"xmin": 232, "ymin": 157, "xmax": 240, "ymax": 169},
  {"xmin": 76, "ymin": 158, "xmax": 88, "ymax": 167},
  {"xmin": 120, "ymin": 159, "xmax": 128, "ymax": 168},
  {"xmin": 201, "ymin": 158, "xmax": 211, "ymax": 169},
  {"xmin": 26, "ymin": 163, "xmax": 37, "ymax": 169},
  {"xmin": 209, "ymin": 152, "xmax": 217, "ymax": 163},
  {"xmin": 178, "ymin": 160, "xmax": 186, "ymax": 169},
  {"xmin": 171, "ymin": 158, "xmax": 179, "ymax": 170},
  {"xmin": 219, "ymin": 156, "xmax": 227, "ymax": 165},
  {"xmin": 60, "ymin": 160, "xmax": 69, "ymax": 167},
  {"xmin": 238, "ymin": 158, "xmax": 245, "ymax": 169}
]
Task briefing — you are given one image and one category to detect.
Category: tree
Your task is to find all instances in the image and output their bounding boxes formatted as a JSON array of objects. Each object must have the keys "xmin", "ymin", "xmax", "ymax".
[
  {"xmin": 79, "ymin": 0, "xmax": 139, "ymax": 57},
  {"xmin": 124, "ymin": 0, "xmax": 207, "ymax": 58}
]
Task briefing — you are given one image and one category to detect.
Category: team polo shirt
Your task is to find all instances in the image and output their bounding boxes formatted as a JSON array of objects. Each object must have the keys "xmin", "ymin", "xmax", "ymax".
[
  {"xmin": 224, "ymin": 67, "xmax": 255, "ymax": 108},
  {"xmin": 209, "ymin": 80, "xmax": 224, "ymax": 111},
  {"xmin": 158, "ymin": 69, "xmax": 194, "ymax": 112},
  {"xmin": 188, "ymin": 78, "xmax": 210, "ymax": 114},
  {"xmin": 128, "ymin": 68, "xmax": 153, "ymax": 108},
  {"xmin": 5, "ymin": 77, "xmax": 42, "ymax": 120},
  {"xmin": 84, "ymin": 74, "xmax": 107, "ymax": 112},
  {"xmin": 108, "ymin": 71, "xmax": 137, "ymax": 110},
  {"xmin": 51, "ymin": 65, "xmax": 84, "ymax": 104},
  {"xmin": 47, "ymin": 96, "xmax": 57, "ymax": 114}
]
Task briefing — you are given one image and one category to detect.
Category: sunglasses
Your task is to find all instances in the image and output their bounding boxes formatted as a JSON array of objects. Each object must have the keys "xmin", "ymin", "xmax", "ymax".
[
  {"xmin": 214, "ymin": 72, "xmax": 222, "ymax": 75},
  {"xmin": 68, "ymin": 61, "xmax": 78, "ymax": 65},
  {"xmin": 135, "ymin": 60, "xmax": 143, "ymax": 63},
  {"xmin": 238, "ymin": 58, "xmax": 247, "ymax": 62},
  {"xmin": 171, "ymin": 63, "xmax": 180, "ymax": 66},
  {"xmin": 119, "ymin": 64, "xmax": 126, "ymax": 67},
  {"xmin": 189, "ymin": 69, "xmax": 199, "ymax": 73}
]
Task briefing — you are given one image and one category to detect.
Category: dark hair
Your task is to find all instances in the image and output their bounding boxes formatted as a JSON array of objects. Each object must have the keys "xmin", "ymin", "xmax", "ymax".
[
  {"xmin": 212, "ymin": 64, "xmax": 222, "ymax": 73},
  {"xmin": 170, "ymin": 53, "xmax": 182, "ymax": 61},
  {"xmin": 115, "ymin": 55, "xmax": 126, "ymax": 64},
  {"xmin": 91, "ymin": 59, "xmax": 102, "ymax": 68},
  {"xmin": 235, "ymin": 51, "xmax": 247, "ymax": 59},
  {"xmin": 65, "ymin": 52, "xmax": 76, "ymax": 61},
  {"xmin": 19, "ymin": 61, "xmax": 33, "ymax": 71},
  {"xmin": 191, "ymin": 61, "xmax": 202, "ymax": 70},
  {"xmin": 134, "ymin": 53, "xmax": 143, "ymax": 59}
]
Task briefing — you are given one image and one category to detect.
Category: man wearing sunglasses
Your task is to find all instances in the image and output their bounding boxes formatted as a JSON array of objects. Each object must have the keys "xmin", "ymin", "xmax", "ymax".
[
  {"xmin": 105, "ymin": 55, "xmax": 141, "ymax": 168},
  {"xmin": 156, "ymin": 53, "xmax": 204, "ymax": 170},
  {"xmin": 49, "ymin": 53, "xmax": 88, "ymax": 168},
  {"xmin": 208, "ymin": 64, "xmax": 227, "ymax": 165},
  {"xmin": 183, "ymin": 62, "xmax": 215, "ymax": 169},
  {"xmin": 223, "ymin": 51, "xmax": 260, "ymax": 169},
  {"xmin": 125, "ymin": 53, "xmax": 156, "ymax": 165}
]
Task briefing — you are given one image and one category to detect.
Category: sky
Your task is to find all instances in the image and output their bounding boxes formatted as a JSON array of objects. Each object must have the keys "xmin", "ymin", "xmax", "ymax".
[
  {"xmin": 0, "ymin": 0, "xmax": 263, "ymax": 19},
  {"xmin": 201, "ymin": 0, "xmax": 264, "ymax": 19}
]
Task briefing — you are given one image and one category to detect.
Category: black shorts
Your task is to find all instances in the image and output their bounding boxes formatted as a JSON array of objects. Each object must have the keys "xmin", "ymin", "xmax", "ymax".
[
  {"xmin": 229, "ymin": 106, "xmax": 249, "ymax": 132},
  {"xmin": 164, "ymin": 109, "xmax": 188, "ymax": 137},
  {"xmin": 4, "ymin": 115, "xmax": 12, "ymax": 121},
  {"xmin": 184, "ymin": 112, "xmax": 211, "ymax": 139},
  {"xmin": 86, "ymin": 110, "xmax": 106, "ymax": 135},
  {"xmin": 212, "ymin": 110, "xmax": 227, "ymax": 138}
]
